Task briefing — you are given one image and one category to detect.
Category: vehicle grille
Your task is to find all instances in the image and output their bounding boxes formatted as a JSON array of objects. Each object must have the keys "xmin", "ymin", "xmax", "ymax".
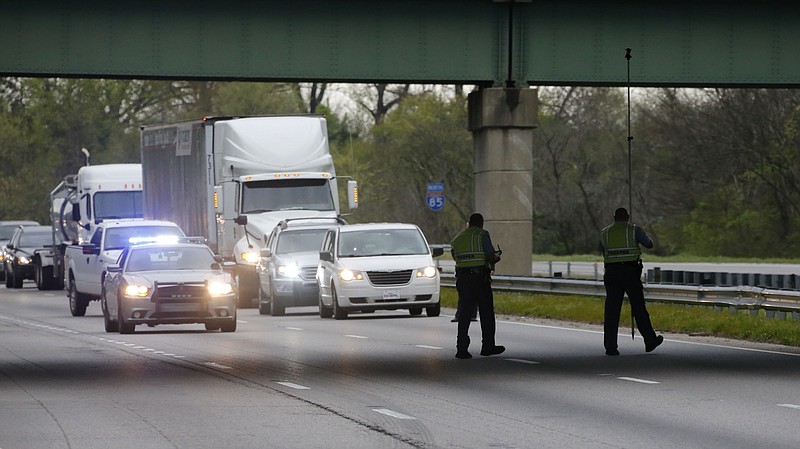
[
  {"xmin": 301, "ymin": 266, "xmax": 317, "ymax": 280},
  {"xmin": 366, "ymin": 269, "xmax": 412, "ymax": 286},
  {"xmin": 154, "ymin": 282, "xmax": 208, "ymax": 302}
]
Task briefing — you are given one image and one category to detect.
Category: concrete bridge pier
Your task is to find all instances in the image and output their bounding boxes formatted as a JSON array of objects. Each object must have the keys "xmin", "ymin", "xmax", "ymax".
[{"xmin": 468, "ymin": 88, "xmax": 538, "ymax": 276}]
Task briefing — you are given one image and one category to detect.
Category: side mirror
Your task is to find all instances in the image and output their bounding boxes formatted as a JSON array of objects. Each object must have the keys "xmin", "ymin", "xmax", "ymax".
[
  {"xmin": 222, "ymin": 261, "xmax": 237, "ymax": 270},
  {"xmin": 107, "ymin": 264, "xmax": 122, "ymax": 273},
  {"xmin": 319, "ymin": 251, "xmax": 332, "ymax": 262},
  {"xmin": 347, "ymin": 180, "xmax": 359, "ymax": 209},
  {"xmin": 260, "ymin": 248, "xmax": 272, "ymax": 258},
  {"xmin": 234, "ymin": 215, "xmax": 248, "ymax": 226},
  {"xmin": 431, "ymin": 247, "xmax": 444, "ymax": 258}
]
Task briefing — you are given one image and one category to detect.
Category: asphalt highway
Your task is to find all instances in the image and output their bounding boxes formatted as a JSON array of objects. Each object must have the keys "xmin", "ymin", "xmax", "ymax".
[{"xmin": 2, "ymin": 283, "xmax": 800, "ymax": 449}]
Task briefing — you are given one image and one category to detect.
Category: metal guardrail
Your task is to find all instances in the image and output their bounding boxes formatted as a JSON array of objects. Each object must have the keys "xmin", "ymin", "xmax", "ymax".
[{"xmin": 439, "ymin": 273, "xmax": 800, "ymax": 316}]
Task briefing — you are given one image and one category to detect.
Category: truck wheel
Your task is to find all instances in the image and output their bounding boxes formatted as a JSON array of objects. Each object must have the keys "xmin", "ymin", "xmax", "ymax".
[
  {"xmin": 68, "ymin": 281, "xmax": 88, "ymax": 317},
  {"xmin": 36, "ymin": 265, "xmax": 57, "ymax": 291},
  {"xmin": 426, "ymin": 303, "xmax": 441, "ymax": 317},
  {"xmin": 235, "ymin": 271, "xmax": 258, "ymax": 309}
]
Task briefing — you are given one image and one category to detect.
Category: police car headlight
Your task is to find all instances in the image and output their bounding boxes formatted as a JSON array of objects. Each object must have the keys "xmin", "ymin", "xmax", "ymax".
[
  {"xmin": 277, "ymin": 264, "xmax": 301, "ymax": 278},
  {"xmin": 339, "ymin": 269, "xmax": 364, "ymax": 282},
  {"xmin": 416, "ymin": 266, "xmax": 437, "ymax": 278},
  {"xmin": 208, "ymin": 281, "xmax": 234, "ymax": 296},
  {"xmin": 17, "ymin": 256, "xmax": 31, "ymax": 265},
  {"xmin": 124, "ymin": 284, "xmax": 151, "ymax": 298},
  {"xmin": 241, "ymin": 251, "xmax": 260, "ymax": 264}
]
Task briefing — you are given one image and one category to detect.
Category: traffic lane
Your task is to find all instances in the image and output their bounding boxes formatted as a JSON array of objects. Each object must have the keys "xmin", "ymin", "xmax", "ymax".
[
  {"xmin": 187, "ymin": 309, "xmax": 800, "ymax": 449},
  {"xmin": 0, "ymin": 298, "xmax": 415, "ymax": 449},
  {"xmin": 5, "ymin": 288, "xmax": 800, "ymax": 448}
]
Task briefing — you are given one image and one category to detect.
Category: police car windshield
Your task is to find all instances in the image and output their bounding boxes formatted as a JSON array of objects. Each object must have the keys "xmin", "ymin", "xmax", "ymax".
[
  {"xmin": 125, "ymin": 246, "xmax": 217, "ymax": 272},
  {"xmin": 337, "ymin": 229, "xmax": 428, "ymax": 257}
]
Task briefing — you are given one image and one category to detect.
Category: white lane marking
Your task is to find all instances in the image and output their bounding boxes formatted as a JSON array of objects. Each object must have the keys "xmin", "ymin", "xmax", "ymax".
[
  {"xmin": 415, "ymin": 345, "xmax": 443, "ymax": 350},
  {"xmin": 285, "ymin": 327, "xmax": 303, "ymax": 331},
  {"xmin": 501, "ymin": 319, "xmax": 800, "ymax": 357},
  {"xmin": 173, "ymin": 355, "xmax": 186, "ymax": 359},
  {"xmin": 204, "ymin": 362, "xmax": 232, "ymax": 369},
  {"xmin": 143, "ymin": 348, "xmax": 156, "ymax": 352},
  {"xmin": 372, "ymin": 408, "xmax": 417, "ymax": 420},
  {"xmin": 237, "ymin": 320, "xmax": 248, "ymax": 324},
  {"xmin": 505, "ymin": 358, "xmax": 540, "ymax": 364},
  {"xmin": 618, "ymin": 376, "xmax": 660, "ymax": 384},
  {"xmin": 163, "ymin": 353, "xmax": 175, "ymax": 356},
  {"xmin": 276, "ymin": 381, "xmax": 310, "ymax": 390},
  {"xmin": 346, "ymin": 334, "xmax": 368, "ymax": 339},
  {"xmin": 778, "ymin": 404, "xmax": 800, "ymax": 410}
]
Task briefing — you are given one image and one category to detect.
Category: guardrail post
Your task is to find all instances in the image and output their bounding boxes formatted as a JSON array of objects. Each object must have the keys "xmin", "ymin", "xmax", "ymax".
[
  {"xmin": 567, "ymin": 262, "xmax": 571, "ymax": 278},
  {"xmin": 654, "ymin": 267, "xmax": 661, "ymax": 283},
  {"xmin": 594, "ymin": 262, "xmax": 599, "ymax": 280},
  {"xmin": 548, "ymin": 261, "xmax": 553, "ymax": 277}
]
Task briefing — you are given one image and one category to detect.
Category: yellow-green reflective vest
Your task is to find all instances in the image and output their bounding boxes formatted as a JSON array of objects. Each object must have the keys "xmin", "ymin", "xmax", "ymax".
[
  {"xmin": 601, "ymin": 222, "xmax": 642, "ymax": 263},
  {"xmin": 451, "ymin": 227, "xmax": 489, "ymax": 269}
]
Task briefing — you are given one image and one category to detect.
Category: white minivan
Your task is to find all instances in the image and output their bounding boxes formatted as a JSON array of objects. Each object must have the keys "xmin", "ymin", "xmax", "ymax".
[{"xmin": 316, "ymin": 223, "xmax": 444, "ymax": 320}]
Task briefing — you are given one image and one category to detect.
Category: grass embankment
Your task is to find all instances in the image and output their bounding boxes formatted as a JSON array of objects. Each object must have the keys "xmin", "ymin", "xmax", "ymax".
[{"xmin": 440, "ymin": 288, "xmax": 800, "ymax": 347}]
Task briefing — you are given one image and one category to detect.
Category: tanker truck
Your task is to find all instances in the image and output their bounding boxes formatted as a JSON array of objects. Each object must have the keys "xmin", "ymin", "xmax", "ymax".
[
  {"xmin": 139, "ymin": 115, "xmax": 358, "ymax": 307},
  {"xmin": 33, "ymin": 163, "xmax": 143, "ymax": 291}
]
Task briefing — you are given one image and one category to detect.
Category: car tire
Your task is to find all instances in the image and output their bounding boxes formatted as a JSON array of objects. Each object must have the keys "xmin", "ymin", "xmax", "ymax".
[
  {"xmin": 4, "ymin": 266, "xmax": 11, "ymax": 288},
  {"xmin": 204, "ymin": 323, "xmax": 220, "ymax": 331},
  {"xmin": 319, "ymin": 292, "xmax": 332, "ymax": 318},
  {"xmin": 102, "ymin": 289, "xmax": 118, "ymax": 333},
  {"xmin": 409, "ymin": 307, "xmax": 423, "ymax": 316},
  {"xmin": 219, "ymin": 312, "xmax": 237, "ymax": 333},
  {"xmin": 11, "ymin": 267, "xmax": 23, "ymax": 288},
  {"xmin": 332, "ymin": 285, "xmax": 347, "ymax": 320},
  {"xmin": 270, "ymin": 288, "xmax": 286, "ymax": 317},
  {"xmin": 117, "ymin": 296, "xmax": 135, "ymax": 334},
  {"xmin": 68, "ymin": 279, "xmax": 88, "ymax": 317},
  {"xmin": 426, "ymin": 302, "xmax": 441, "ymax": 317}
]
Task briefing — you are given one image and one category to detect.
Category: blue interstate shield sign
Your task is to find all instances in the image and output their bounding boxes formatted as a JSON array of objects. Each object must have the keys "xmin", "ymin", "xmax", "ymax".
[{"xmin": 426, "ymin": 182, "xmax": 445, "ymax": 211}]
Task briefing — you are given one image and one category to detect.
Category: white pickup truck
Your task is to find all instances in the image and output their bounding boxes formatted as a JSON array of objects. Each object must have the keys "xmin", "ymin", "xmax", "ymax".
[{"xmin": 64, "ymin": 219, "xmax": 184, "ymax": 316}]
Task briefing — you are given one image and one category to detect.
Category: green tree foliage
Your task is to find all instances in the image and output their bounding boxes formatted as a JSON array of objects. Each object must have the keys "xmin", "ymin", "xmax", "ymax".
[
  {"xmin": 352, "ymin": 92, "xmax": 472, "ymax": 243},
  {"xmin": 637, "ymin": 88, "xmax": 800, "ymax": 257},
  {"xmin": 532, "ymin": 87, "xmax": 627, "ymax": 255}
]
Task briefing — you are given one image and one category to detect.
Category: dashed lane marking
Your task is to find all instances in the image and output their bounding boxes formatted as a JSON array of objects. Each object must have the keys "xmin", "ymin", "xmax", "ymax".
[
  {"xmin": 285, "ymin": 327, "xmax": 303, "ymax": 331},
  {"xmin": 505, "ymin": 358, "xmax": 540, "ymax": 364},
  {"xmin": 778, "ymin": 404, "xmax": 800, "ymax": 411},
  {"xmin": 618, "ymin": 376, "xmax": 660, "ymax": 384},
  {"xmin": 204, "ymin": 362, "xmax": 232, "ymax": 369},
  {"xmin": 415, "ymin": 345, "xmax": 443, "ymax": 350},
  {"xmin": 276, "ymin": 381, "xmax": 310, "ymax": 390},
  {"xmin": 372, "ymin": 408, "xmax": 416, "ymax": 420},
  {"xmin": 345, "ymin": 334, "xmax": 368, "ymax": 339}
]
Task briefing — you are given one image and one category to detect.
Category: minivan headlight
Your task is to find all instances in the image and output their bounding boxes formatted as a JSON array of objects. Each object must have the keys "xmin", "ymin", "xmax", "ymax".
[
  {"xmin": 277, "ymin": 264, "xmax": 301, "ymax": 278},
  {"xmin": 339, "ymin": 269, "xmax": 364, "ymax": 282},
  {"xmin": 416, "ymin": 266, "xmax": 437, "ymax": 278}
]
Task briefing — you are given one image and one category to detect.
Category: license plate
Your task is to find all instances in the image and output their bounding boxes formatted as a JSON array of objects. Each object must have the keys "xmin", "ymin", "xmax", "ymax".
[{"xmin": 382, "ymin": 289, "xmax": 400, "ymax": 300}]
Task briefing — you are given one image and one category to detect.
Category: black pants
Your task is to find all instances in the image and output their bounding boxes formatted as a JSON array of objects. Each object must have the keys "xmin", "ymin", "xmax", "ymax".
[
  {"xmin": 455, "ymin": 271, "xmax": 496, "ymax": 352},
  {"xmin": 603, "ymin": 263, "xmax": 658, "ymax": 350}
]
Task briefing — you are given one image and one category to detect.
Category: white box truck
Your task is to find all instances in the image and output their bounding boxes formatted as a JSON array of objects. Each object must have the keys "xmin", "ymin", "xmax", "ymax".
[
  {"xmin": 140, "ymin": 115, "xmax": 357, "ymax": 307},
  {"xmin": 33, "ymin": 163, "xmax": 144, "ymax": 292}
]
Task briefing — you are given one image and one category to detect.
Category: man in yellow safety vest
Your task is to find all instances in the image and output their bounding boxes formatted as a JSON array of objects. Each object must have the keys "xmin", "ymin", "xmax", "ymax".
[
  {"xmin": 450, "ymin": 213, "xmax": 504, "ymax": 359},
  {"xmin": 599, "ymin": 207, "xmax": 663, "ymax": 356}
]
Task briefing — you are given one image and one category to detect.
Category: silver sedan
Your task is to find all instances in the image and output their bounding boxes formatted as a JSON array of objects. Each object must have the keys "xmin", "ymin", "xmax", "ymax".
[{"xmin": 101, "ymin": 242, "xmax": 237, "ymax": 334}]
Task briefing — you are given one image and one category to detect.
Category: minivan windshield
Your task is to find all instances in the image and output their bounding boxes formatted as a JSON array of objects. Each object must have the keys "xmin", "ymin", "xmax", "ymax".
[{"xmin": 338, "ymin": 229, "xmax": 428, "ymax": 257}]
